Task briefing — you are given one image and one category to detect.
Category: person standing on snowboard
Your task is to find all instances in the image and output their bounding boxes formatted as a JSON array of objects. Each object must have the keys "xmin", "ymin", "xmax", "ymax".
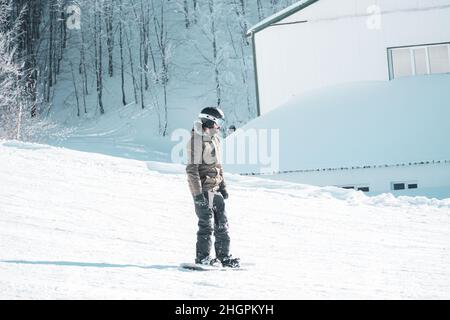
[{"xmin": 186, "ymin": 107, "xmax": 240, "ymax": 268}]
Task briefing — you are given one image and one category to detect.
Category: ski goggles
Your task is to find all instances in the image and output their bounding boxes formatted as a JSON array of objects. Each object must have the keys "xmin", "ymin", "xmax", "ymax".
[{"xmin": 198, "ymin": 113, "xmax": 225, "ymax": 128}]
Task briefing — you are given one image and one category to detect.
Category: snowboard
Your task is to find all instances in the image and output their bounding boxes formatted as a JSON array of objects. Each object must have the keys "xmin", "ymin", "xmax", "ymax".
[{"xmin": 180, "ymin": 263, "xmax": 244, "ymax": 271}]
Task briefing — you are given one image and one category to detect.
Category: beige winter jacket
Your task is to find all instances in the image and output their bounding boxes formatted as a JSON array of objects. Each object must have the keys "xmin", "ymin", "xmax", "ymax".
[{"xmin": 186, "ymin": 121, "xmax": 225, "ymax": 197}]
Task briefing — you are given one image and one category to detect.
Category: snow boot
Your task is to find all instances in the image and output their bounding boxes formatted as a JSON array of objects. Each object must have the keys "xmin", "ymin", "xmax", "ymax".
[
  {"xmin": 219, "ymin": 255, "xmax": 240, "ymax": 268},
  {"xmin": 195, "ymin": 256, "xmax": 222, "ymax": 267}
]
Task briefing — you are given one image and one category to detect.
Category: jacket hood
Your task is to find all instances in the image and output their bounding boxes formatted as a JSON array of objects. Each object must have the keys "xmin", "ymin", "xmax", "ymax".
[
  {"xmin": 193, "ymin": 120, "xmax": 205, "ymax": 136},
  {"xmin": 193, "ymin": 120, "xmax": 219, "ymax": 140}
]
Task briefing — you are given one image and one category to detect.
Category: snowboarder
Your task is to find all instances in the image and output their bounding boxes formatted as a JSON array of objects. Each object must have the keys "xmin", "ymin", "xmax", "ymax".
[
  {"xmin": 186, "ymin": 107, "xmax": 240, "ymax": 268},
  {"xmin": 227, "ymin": 125, "xmax": 237, "ymax": 136}
]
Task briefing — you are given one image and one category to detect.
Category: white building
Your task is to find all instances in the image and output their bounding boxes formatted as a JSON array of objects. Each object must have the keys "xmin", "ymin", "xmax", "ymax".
[
  {"xmin": 234, "ymin": 0, "xmax": 450, "ymax": 198},
  {"xmin": 248, "ymin": 0, "xmax": 450, "ymax": 115}
]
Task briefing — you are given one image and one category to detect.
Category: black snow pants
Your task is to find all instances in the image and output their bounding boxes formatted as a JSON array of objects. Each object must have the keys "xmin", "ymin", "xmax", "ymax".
[{"xmin": 195, "ymin": 191, "xmax": 230, "ymax": 262}]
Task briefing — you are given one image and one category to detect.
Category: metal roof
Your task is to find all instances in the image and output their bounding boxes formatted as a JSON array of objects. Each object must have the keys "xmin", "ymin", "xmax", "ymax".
[{"xmin": 246, "ymin": 0, "xmax": 320, "ymax": 36}]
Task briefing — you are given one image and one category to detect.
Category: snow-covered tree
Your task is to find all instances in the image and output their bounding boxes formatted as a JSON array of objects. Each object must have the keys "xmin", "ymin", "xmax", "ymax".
[
  {"xmin": 0, "ymin": 0, "xmax": 30, "ymax": 139},
  {"xmin": 1, "ymin": 0, "xmax": 300, "ymax": 139}
]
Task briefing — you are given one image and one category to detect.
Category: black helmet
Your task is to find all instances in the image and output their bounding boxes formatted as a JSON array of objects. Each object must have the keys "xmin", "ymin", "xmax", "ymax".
[{"xmin": 198, "ymin": 107, "xmax": 225, "ymax": 128}]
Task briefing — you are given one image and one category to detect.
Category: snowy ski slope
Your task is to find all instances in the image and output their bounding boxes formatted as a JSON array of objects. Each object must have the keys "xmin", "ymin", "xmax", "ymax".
[{"xmin": 1, "ymin": 140, "xmax": 449, "ymax": 299}]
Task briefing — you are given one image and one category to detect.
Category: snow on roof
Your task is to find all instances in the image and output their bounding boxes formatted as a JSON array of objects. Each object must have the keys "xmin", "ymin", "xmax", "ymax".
[
  {"xmin": 247, "ymin": 0, "xmax": 319, "ymax": 36},
  {"xmin": 225, "ymin": 74, "xmax": 450, "ymax": 175}
]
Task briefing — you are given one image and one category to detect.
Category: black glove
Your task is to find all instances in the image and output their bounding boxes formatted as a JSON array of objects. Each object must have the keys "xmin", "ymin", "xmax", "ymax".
[
  {"xmin": 219, "ymin": 185, "xmax": 229, "ymax": 200},
  {"xmin": 193, "ymin": 193, "xmax": 209, "ymax": 208}
]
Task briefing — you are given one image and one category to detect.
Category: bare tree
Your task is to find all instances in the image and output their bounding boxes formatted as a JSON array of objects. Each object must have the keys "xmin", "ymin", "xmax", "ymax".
[
  {"xmin": 70, "ymin": 62, "xmax": 81, "ymax": 117},
  {"xmin": 233, "ymin": 0, "xmax": 249, "ymax": 45},
  {"xmin": 45, "ymin": 0, "xmax": 55, "ymax": 103},
  {"xmin": 153, "ymin": 0, "xmax": 171, "ymax": 136},
  {"xmin": 183, "ymin": 0, "xmax": 190, "ymax": 28},
  {"xmin": 78, "ymin": 21, "xmax": 88, "ymax": 114},
  {"xmin": 192, "ymin": 0, "xmax": 198, "ymax": 24},
  {"xmin": 208, "ymin": 0, "xmax": 222, "ymax": 106},
  {"xmin": 104, "ymin": 0, "xmax": 114, "ymax": 77},
  {"xmin": 125, "ymin": 27, "xmax": 138, "ymax": 104},
  {"xmin": 94, "ymin": 0, "xmax": 105, "ymax": 114},
  {"xmin": 56, "ymin": 0, "xmax": 67, "ymax": 75},
  {"xmin": 0, "ymin": 0, "xmax": 31, "ymax": 139},
  {"xmin": 118, "ymin": 0, "xmax": 127, "ymax": 106},
  {"xmin": 256, "ymin": 0, "xmax": 264, "ymax": 20}
]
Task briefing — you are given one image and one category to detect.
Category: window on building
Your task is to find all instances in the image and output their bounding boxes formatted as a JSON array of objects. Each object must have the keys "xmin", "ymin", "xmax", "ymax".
[
  {"xmin": 339, "ymin": 185, "xmax": 370, "ymax": 192},
  {"xmin": 429, "ymin": 45, "xmax": 450, "ymax": 73},
  {"xmin": 391, "ymin": 48, "xmax": 412, "ymax": 78},
  {"xmin": 392, "ymin": 183, "xmax": 405, "ymax": 191},
  {"xmin": 388, "ymin": 43, "xmax": 450, "ymax": 79},
  {"xmin": 391, "ymin": 181, "xmax": 419, "ymax": 191},
  {"xmin": 413, "ymin": 48, "xmax": 428, "ymax": 75}
]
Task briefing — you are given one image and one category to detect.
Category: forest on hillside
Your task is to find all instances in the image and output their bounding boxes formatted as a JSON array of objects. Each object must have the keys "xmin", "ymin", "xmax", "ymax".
[{"xmin": 0, "ymin": 0, "xmax": 297, "ymax": 139}]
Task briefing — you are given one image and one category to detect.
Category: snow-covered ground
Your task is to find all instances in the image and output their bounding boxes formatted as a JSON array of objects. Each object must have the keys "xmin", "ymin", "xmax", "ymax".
[{"xmin": 1, "ymin": 140, "xmax": 450, "ymax": 299}]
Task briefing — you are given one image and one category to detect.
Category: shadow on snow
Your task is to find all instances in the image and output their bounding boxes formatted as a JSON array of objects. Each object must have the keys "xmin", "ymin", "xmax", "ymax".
[{"xmin": 0, "ymin": 260, "xmax": 180, "ymax": 271}]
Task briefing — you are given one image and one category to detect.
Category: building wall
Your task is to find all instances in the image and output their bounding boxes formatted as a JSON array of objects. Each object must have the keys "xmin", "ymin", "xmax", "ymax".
[
  {"xmin": 265, "ymin": 163, "xmax": 450, "ymax": 199},
  {"xmin": 255, "ymin": 0, "xmax": 450, "ymax": 114}
]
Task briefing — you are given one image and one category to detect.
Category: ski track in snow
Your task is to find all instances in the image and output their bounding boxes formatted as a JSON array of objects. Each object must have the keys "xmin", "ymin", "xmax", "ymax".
[{"xmin": 0, "ymin": 140, "xmax": 449, "ymax": 299}]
